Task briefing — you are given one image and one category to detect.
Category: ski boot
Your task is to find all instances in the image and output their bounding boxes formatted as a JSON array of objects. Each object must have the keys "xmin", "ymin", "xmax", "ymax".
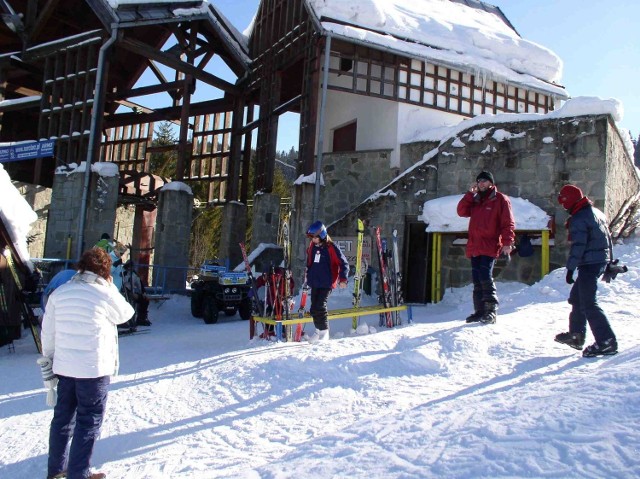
[
  {"xmin": 554, "ymin": 331, "xmax": 585, "ymax": 350},
  {"xmin": 583, "ymin": 338, "xmax": 618, "ymax": 357},
  {"xmin": 479, "ymin": 302, "xmax": 496, "ymax": 324}
]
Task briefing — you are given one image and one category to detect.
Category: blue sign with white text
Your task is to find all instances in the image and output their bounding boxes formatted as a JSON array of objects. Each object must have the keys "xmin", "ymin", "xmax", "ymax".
[{"xmin": 0, "ymin": 140, "xmax": 55, "ymax": 163}]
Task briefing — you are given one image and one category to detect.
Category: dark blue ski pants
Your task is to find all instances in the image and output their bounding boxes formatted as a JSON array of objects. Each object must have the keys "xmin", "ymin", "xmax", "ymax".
[
  {"xmin": 568, "ymin": 262, "xmax": 616, "ymax": 343},
  {"xmin": 48, "ymin": 375, "xmax": 110, "ymax": 479}
]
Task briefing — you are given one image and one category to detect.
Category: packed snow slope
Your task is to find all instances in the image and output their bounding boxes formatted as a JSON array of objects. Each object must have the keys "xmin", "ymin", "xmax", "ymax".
[{"xmin": 2, "ymin": 240, "xmax": 640, "ymax": 478}]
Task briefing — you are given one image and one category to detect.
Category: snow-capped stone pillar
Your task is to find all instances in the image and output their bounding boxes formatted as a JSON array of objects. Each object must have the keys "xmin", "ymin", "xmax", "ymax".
[
  {"xmin": 154, "ymin": 183, "xmax": 193, "ymax": 292},
  {"xmin": 44, "ymin": 163, "xmax": 119, "ymax": 259},
  {"xmin": 290, "ymin": 181, "xmax": 319, "ymax": 288},
  {"xmin": 250, "ymin": 192, "xmax": 281, "ymax": 251}
]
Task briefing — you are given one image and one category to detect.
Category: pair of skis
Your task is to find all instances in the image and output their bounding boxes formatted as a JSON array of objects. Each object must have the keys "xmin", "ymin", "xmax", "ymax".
[
  {"xmin": 352, "ymin": 219, "xmax": 366, "ymax": 329},
  {"xmin": 239, "ymin": 241, "xmax": 266, "ymax": 340},
  {"xmin": 242, "ymin": 214, "xmax": 297, "ymax": 341},
  {"xmin": 375, "ymin": 227, "xmax": 404, "ymax": 327}
]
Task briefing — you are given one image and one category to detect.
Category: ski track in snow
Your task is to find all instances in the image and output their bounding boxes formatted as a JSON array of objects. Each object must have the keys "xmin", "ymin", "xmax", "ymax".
[{"xmin": 2, "ymin": 241, "xmax": 640, "ymax": 478}]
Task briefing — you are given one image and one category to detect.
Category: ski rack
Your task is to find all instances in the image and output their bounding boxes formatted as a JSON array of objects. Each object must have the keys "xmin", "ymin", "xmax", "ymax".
[{"xmin": 249, "ymin": 303, "xmax": 409, "ymax": 340}]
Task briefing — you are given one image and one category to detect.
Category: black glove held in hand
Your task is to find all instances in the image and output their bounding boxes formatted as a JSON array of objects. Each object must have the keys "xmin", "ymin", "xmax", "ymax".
[{"xmin": 566, "ymin": 269, "xmax": 575, "ymax": 284}]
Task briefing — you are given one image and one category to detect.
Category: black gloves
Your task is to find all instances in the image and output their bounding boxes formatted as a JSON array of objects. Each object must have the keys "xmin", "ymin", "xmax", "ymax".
[{"xmin": 566, "ymin": 269, "xmax": 575, "ymax": 284}]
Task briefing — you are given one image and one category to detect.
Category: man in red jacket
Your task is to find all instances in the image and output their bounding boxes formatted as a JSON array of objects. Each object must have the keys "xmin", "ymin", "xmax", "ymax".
[{"xmin": 457, "ymin": 171, "xmax": 515, "ymax": 324}]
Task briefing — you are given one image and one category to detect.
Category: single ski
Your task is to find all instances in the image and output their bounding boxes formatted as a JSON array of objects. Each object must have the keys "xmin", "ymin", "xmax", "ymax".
[
  {"xmin": 295, "ymin": 280, "xmax": 309, "ymax": 342},
  {"xmin": 239, "ymin": 242, "xmax": 264, "ymax": 339},
  {"xmin": 391, "ymin": 229, "xmax": 404, "ymax": 326},
  {"xmin": 375, "ymin": 227, "xmax": 393, "ymax": 328},
  {"xmin": 352, "ymin": 219, "xmax": 365, "ymax": 329},
  {"xmin": 281, "ymin": 213, "xmax": 293, "ymax": 341}
]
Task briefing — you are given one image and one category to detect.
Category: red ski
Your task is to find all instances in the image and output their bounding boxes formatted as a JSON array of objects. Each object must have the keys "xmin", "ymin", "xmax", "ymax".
[{"xmin": 375, "ymin": 227, "xmax": 393, "ymax": 328}]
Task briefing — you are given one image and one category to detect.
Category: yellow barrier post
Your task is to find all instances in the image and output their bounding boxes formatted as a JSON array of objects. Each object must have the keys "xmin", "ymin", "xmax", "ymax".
[
  {"xmin": 435, "ymin": 233, "xmax": 442, "ymax": 303},
  {"xmin": 541, "ymin": 229, "xmax": 549, "ymax": 277},
  {"xmin": 66, "ymin": 235, "xmax": 72, "ymax": 260}
]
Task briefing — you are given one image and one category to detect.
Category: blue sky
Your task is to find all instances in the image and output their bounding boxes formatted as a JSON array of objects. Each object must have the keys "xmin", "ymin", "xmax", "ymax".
[
  {"xmin": 202, "ymin": 1, "xmax": 640, "ymax": 150},
  {"xmin": 492, "ymin": 0, "xmax": 640, "ymax": 137}
]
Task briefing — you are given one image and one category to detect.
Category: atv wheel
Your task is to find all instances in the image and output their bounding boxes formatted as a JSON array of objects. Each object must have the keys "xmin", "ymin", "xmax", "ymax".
[
  {"xmin": 202, "ymin": 297, "xmax": 219, "ymax": 324},
  {"xmin": 190, "ymin": 288, "xmax": 204, "ymax": 318}
]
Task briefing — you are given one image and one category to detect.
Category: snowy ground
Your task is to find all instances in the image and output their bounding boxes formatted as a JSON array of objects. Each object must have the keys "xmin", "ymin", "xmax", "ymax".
[{"xmin": 2, "ymin": 241, "xmax": 640, "ymax": 479}]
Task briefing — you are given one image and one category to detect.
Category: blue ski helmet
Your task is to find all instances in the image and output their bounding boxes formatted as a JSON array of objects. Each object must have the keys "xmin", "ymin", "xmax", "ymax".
[{"xmin": 306, "ymin": 221, "xmax": 327, "ymax": 240}]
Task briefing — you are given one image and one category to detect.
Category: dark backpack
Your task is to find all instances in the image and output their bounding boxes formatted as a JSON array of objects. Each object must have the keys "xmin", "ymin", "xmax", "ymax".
[{"xmin": 517, "ymin": 234, "xmax": 534, "ymax": 257}]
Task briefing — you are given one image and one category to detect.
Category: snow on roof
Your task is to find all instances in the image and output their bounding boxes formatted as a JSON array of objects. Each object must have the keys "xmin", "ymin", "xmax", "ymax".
[
  {"xmin": 0, "ymin": 164, "xmax": 37, "ymax": 264},
  {"xmin": 420, "ymin": 194, "xmax": 550, "ymax": 232},
  {"xmin": 106, "ymin": 1, "xmax": 250, "ymax": 64},
  {"xmin": 307, "ymin": 0, "xmax": 564, "ymax": 96},
  {"xmin": 204, "ymin": 3, "xmax": 251, "ymax": 62},
  {"xmin": 403, "ymin": 96, "xmax": 633, "ymax": 157}
]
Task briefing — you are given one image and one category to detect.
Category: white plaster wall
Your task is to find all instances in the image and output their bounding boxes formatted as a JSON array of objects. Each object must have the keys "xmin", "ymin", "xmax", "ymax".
[
  {"xmin": 320, "ymin": 90, "xmax": 467, "ymax": 168},
  {"xmin": 321, "ymin": 90, "xmax": 399, "ymax": 166}
]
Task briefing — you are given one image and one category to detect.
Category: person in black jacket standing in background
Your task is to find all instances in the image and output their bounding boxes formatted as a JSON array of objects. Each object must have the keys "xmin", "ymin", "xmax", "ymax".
[{"xmin": 554, "ymin": 184, "xmax": 618, "ymax": 357}]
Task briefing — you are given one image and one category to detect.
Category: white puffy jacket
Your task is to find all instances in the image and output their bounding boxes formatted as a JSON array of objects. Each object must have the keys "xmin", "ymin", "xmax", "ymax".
[{"xmin": 41, "ymin": 271, "xmax": 135, "ymax": 378}]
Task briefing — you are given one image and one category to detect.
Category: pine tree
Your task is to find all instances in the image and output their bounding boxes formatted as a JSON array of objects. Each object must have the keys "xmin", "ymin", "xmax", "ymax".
[{"xmin": 150, "ymin": 121, "xmax": 178, "ymax": 178}]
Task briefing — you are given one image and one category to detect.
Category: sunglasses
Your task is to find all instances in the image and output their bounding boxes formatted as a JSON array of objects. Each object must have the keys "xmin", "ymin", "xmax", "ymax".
[{"xmin": 476, "ymin": 179, "xmax": 490, "ymax": 184}]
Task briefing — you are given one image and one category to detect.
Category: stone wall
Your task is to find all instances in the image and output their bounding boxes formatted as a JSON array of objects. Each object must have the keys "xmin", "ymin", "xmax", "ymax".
[
  {"xmin": 44, "ymin": 169, "xmax": 119, "ymax": 259},
  {"xmin": 320, "ymin": 149, "xmax": 396, "ymax": 225},
  {"xmin": 605, "ymin": 118, "xmax": 639, "ymax": 222},
  {"xmin": 114, "ymin": 205, "xmax": 136, "ymax": 257},
  {"xmin": 330, "ymin": 114, "xmax": 640, "ymax": 299}
]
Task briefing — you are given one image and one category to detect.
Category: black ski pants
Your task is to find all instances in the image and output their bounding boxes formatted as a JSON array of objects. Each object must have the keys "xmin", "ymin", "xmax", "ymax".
[
  {"xmin": 470, "ymin": 255, "xmax": 498, "ymax": 309},
  {"xmin": 310, "ymin": 287, "xmax": 332, "ymax": 330}
]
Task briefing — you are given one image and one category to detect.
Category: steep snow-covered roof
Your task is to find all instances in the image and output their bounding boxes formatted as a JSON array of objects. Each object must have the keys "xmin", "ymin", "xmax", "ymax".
[{"xmin": 306, "ymin": 0, "xmax": 565, "ymax": 97}]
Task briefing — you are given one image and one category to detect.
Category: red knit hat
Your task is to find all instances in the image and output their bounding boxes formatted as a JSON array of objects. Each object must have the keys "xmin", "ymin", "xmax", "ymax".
[{"xmin": 558, "ymin": 185, "xmax": 584, "ymax": 210}]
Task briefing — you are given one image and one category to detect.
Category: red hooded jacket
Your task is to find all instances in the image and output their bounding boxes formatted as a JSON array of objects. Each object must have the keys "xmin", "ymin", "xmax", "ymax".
[{"xmin": 457, "ymin": 186, "xmax": 515, "ymax": 258}]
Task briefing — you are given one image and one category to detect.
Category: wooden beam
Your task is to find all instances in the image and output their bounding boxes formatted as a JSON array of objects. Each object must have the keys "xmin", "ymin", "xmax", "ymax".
[
  {"xmin": 147, "ymin": 59, "xmax": 168, "ymax": 84},
  {"xmin": 103, "ymin": 98, "xmax": 234, "ymax": 128},
  {"xmin": 108, "ymin": 80, "xmax": 183, "ymax": 101},
  {"xmin": 119, "ymin": 37, "xmax": 240, "ymax": 95},
  {"xmin": 28, "ymin": 0, "xmax": 60, "ymax": 44}
]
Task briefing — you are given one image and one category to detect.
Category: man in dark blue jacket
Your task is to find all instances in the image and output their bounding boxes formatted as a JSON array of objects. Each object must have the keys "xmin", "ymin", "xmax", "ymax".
[{"xmin": 555, "ymin": 184, "xmax": 617, "ymax": 357}]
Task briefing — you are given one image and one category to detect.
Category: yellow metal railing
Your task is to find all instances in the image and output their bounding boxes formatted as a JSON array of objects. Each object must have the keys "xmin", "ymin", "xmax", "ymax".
[{"xmin": 430, "ymin": 230, "xmax": 550, "ymax": 304}]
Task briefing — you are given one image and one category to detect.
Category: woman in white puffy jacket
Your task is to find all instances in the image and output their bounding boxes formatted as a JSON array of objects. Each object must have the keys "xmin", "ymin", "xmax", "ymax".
[{"xmin": 41, "ymin": 247, "xmax": 134, "ymax": 479}]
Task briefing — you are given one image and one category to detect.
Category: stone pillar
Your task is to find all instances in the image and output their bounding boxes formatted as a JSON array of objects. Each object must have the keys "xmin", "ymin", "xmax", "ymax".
[
  {"xmin": 218, "ymin": 202, "xmax": 247, "ymax": 269},
  {"xmin": 290, "ymin": 183, "xmax": 318, "ymax": 288},
  {"xmin": 44, "ymin": 168, "xmax": 119, "ymax": 259},
  {"xmin": 250, "ymin": 192, "xmax": 281, "ymax": 251},
  {"xmin": 154, "ymin": 185, "xmax": 193, "ymax": 292}
]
